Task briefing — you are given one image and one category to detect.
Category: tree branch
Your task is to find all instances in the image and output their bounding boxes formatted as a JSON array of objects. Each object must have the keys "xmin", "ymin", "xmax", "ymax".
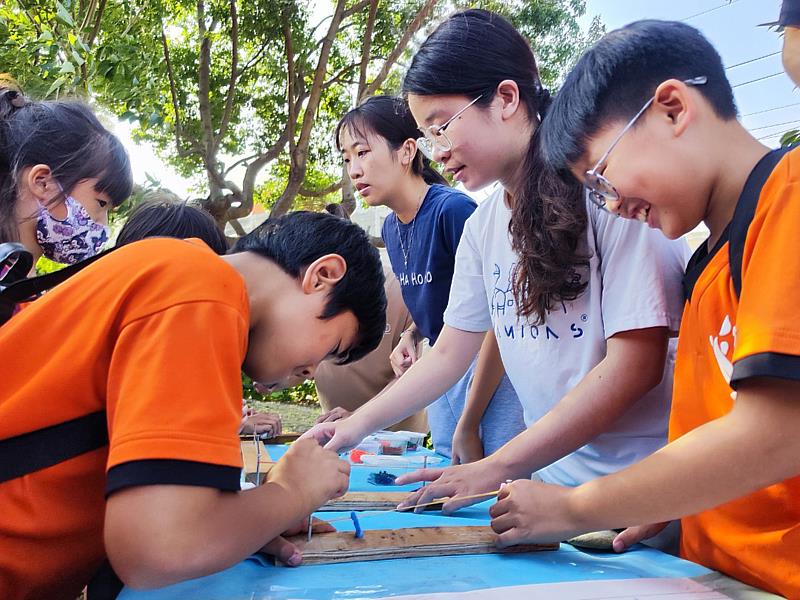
[
  {"xmin": 357, "ymin": 0, "xmax": 378, "ymax": 101},
  {"xmin": 234, "ymin": 122, "xmax": 292, "ymax": 219},
  {"xmin": 85, "ymin": 0, "xmax": 107, "ymax": 46},
  {"xmin": 196, "ymin": 0, "xmax": 214, "ymax": 157},
  {"xmin": 16, "ymin": 0, "xmax": 42, "ymax": 36},
  {"xmin": 299, "ymin": 179, "xmax": 343, "ymax": 198},
  {"xmin": 78, "ymin": 0, "xmax": 96, "ymax": 34},
  {"xmin": 161, "ymin": 22, "xmax": 197, "ymax": 159},
  {"xmin": 343, "ymin": 0, "xmax": 371, "ymax": 19},
  {"xmin": 283, "ymin": 6, "xmax": 297, "ymax": 154},
  {"xmin": 223, "ymin": 153, "xmax": 261, "ymax": 176},
  {"xmin": 214, "ymin": 0, "xmax": 239, "ymax": 153},
  {"xmin": 323, "ymin": 62, "xmax": 359, "ymax": 89},
  {"xmin": 363, "ymin": 0, "xmax": 438, "ymax": 98},
  {"xmin": 236, "ymin": 39, "xmax": 269, "ymax": 77}
]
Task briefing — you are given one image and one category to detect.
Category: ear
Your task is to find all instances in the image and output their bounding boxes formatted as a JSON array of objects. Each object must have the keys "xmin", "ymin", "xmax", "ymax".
[
  {"xmin": 23, "ymin": 164, "xmax": 57, "ymax": 202},
  {"xmin": 301, "ymin": 254, "xmax": 348, "ymax": 294},
  {"xmin": 398, "ymin": 138, "xmax": 417, "ymax": 167},
  {"xmin": 652, "ymin": 79, "xmax": 695, "ymax": 137},
  {"xmin": 495, "ymin": 79, "xmax": 522, "ymax": 122}
]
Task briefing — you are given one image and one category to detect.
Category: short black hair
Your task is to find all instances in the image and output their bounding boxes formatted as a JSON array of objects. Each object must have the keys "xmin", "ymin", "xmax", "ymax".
[
  {"xmin": 116, "ymin": 200, "xmax": 228, "ymax": 254},
  {"xmin": 540, "ymin": 20, "xmax": 738, "ymax": 172},
  {"xmin": 232, "ymin": 211, "xmax": 386, "ymax": 365}
]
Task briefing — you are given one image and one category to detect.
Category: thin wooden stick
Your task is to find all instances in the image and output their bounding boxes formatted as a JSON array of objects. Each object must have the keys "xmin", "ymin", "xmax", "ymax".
[{"xmin": 322, "ymin": 489, "xmax": 502, "ymax": 524}]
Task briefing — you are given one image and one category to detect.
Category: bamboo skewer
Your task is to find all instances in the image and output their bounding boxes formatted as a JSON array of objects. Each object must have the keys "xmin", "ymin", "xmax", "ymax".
[{"xmin": 322, "ymin": 489, "xmax": 502, "ymax": 524}]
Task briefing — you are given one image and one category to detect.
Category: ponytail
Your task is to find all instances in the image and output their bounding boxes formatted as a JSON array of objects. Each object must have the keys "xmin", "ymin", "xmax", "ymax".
[
  {"xmin": 0, "ymin": 87, "xmax": 28, "ymax": 243},
  {"xmin": 416, "ymin": 153, "xmax": 448, "ymax": 186},
  {"xmin": 508, "ymin": 127, "xmax": 589, "ymax": 324}
]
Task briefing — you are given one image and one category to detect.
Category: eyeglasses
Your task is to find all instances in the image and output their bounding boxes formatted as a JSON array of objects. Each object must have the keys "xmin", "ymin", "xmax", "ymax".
[
  {"xmin": 416, "ymin": 95, "xmax": 483, "ymax": 160},
  {"xmin": 584, "ymin": 76, "xmax": 708, "ymax": 210}
]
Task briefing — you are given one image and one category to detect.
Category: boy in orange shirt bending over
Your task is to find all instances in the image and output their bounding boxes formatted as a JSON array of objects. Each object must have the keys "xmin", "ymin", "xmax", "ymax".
[
  {"xmin": 488, "ymin": 20, "xmax": 800, "ymax": 597},
  {"xmin": 0, "ymin": 211, "xmax": 386, "ymax": 598}
]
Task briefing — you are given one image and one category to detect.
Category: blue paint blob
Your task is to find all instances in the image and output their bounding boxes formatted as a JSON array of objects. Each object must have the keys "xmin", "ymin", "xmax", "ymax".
[{"xmin": 350, "ymin": 511, "xmax": 363, "ymax": 539}]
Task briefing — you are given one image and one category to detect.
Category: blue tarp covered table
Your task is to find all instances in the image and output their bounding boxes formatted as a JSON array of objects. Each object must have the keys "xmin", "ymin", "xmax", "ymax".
[{"xmin": 120, "ymin": 444, "xmax": 721, "ymax": 600}]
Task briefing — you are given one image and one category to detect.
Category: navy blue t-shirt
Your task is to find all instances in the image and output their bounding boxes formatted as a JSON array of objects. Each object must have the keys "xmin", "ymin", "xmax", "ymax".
[{"xmin": 382, "ymin": 184, "xmax": 477, "ymax": 344}]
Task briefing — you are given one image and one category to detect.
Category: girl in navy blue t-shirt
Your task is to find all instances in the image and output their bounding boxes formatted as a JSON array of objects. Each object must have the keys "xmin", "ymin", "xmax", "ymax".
[{"xmin": 334, "ymin": 95, "xmax": 525, "ymax": 458}]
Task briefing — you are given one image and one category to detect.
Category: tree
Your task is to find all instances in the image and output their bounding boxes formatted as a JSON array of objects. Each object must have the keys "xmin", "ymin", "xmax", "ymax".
[
  {"xmin": 1, "ymin": 0, "xmax": 601, "ymax": 232},
  {"xmin": 107, "ymin": 0, "xmax": 444, "ymax": 228}
]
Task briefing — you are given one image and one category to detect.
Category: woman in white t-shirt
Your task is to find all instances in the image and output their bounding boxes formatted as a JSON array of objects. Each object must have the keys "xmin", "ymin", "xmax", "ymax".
[{"xmin": 304, "ymin": 9, "xmax": 688, "ymax": 526}]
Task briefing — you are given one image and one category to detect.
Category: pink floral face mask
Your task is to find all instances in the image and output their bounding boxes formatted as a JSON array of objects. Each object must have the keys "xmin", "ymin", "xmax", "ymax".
[{"xmin": 35, "ymin": 194, "xmax": 110, "ymax": 264}]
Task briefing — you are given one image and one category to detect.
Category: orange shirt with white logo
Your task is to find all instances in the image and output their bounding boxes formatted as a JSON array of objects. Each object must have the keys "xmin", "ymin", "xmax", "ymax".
[
  {"xmin": 672, "ymin": 147, "xmax": 800, "ymax": 598},
  {"xmin": 0, "ymin": 238, "xmax": 247, "ymax": 600}
]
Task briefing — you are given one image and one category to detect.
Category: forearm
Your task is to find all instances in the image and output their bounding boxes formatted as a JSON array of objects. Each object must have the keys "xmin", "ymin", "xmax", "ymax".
[
  {"xmin": 459, "ymin": 332, "xmax": 505, "ymax": 428},
  {"xmin": 107, "ymin": 481, "xmax": 307, "ymax": 588},
  {"xmin": 493, "ymin": 328, "xmax": 668, "ymax": 479},
  {"xmin": 353, "ymin": 326, "xmax": 485, "ymax": 435},
  {"xmin": 569, "ymin": 378, "xmax": 800, "ymax": 531}
]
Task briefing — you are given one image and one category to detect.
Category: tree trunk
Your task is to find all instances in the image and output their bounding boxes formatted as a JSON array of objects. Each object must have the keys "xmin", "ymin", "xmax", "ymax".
[{"xmin": 341, "ymin": 164, "xmax": 356, "ymax": 215}]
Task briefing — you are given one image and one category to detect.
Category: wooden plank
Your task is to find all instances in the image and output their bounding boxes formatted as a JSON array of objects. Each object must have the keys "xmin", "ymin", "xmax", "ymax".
[
  {"xmin": 240, "ymin": 440, "xmax": 272, "ymax": 485},
  {"xmin": 281, "ymin": 526, "xmax": 557, "ymax": 566},
  {"xmin": 239, "ymin": 432, "xmax": 302, "ymax": 444},
  {"xmin": 319, "ymin": 491, "xmax": 410, "ymax": 512}
]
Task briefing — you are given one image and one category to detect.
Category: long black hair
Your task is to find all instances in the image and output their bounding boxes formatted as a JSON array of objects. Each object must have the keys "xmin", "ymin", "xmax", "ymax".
[
  {"xmin": 403, "ymin": 9, "xmax": 588, "ymax": 324},
  {"xmin": 0, "ymin": 87, "xmax": 133, "ymax": 243},
  {"xmin": 335, "ymin": 95, "xmax": 448, "ymax": 187}
]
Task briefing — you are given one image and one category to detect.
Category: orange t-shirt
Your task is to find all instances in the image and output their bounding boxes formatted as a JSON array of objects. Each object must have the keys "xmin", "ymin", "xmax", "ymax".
[
  {"xmin": 672, "ymin": 147, "xmax": 800, "ymax": 597},
  {"xmin": 0, "ymin": 238, "xmax": 248, "ymax": 600}
]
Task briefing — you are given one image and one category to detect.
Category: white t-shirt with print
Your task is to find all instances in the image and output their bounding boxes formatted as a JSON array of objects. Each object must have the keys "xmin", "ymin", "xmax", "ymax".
[{"xmin": 444, "ymin": 187, "xmax": 689, "ymax": 486}]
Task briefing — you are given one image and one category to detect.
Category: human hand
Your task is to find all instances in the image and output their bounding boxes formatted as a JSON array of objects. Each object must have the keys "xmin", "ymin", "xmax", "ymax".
[
  {"xmin": 241, "ymin": 411, "xmax": 283, "ymax": 438},
  {"xmin": 611, "ymin": 522, "xmax": 668, "ymax": 553},
  {"xmin": 489, "ymin": 479, "xmax": 581, "ymax": 548},
  {"xmin": 267, "ymin": 438, "xmax": 350, "ymax": 515},
  {"xmin": 389, "ymin": 331, "xmax": 419, "ymax": 377},
  {"xmin": 300, "ymin": 416, "xmax": 368, "ymax": 453},
  {"xmin": 451, "ymin": 423, "xmax": 484, "ymax": 465},
  {"xmin": 258, "ymin": 516, "xmax": 335, "ymax": 566},
  {"xmin": 395, "ymin": 457, "xmax": 505, "ymax": 514},
  {"xmin": 315, "ymin": 406, "xmax": 352, "ymax": 425}
]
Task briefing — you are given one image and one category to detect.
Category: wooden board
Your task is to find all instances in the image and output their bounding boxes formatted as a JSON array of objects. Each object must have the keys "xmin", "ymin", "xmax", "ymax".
[
  {"xmin": 281, "ymin": 526, "xmax": 557, "ymax": 566},
  {"xmin": 240, "ymin": 440, "xmax": 272, "ymax": 485},
  {"xmin": 319, "ymin": 491, "xmax": 410, "ymax": 512},
  {"xmin": 239, "ymin": 431, "xmax": 302, "ymax": 444}
]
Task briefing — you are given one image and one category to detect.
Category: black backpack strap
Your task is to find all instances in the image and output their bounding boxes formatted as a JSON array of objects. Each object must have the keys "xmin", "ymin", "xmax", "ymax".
[
  {"xmin": 729, "ymin": 147, "xmax": 794, "ymax": 298},
  {"xmin": 0, "ymin": 243, "xmax": 34, "ymax": 286},
  {"xmin": 0, "ymin": 411, "xmax": 108, "ymax": 483},
  {"xmin": 0, "ymin": 246, "xmax": 117, "ymax": 304},
  {"xmin": 0, "ymin": 248, "xmax": 118, "ymax": 480}
]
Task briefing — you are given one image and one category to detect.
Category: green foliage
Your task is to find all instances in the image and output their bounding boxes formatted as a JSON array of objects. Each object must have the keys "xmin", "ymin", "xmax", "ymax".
[
  {"xmin": 3, "ymin": 0, "xmax": 600, "ymax": 230},
  {"xmin": 242, "ymin": 373, "xmax": 319, "ymax": 406},
  {"xmin": 781, "ymin": 129, "xmax": 800, "ymax": 147}
]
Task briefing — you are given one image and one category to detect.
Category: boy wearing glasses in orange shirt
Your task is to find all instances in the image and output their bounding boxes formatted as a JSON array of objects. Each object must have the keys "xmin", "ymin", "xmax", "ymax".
[{"xmin": 489, "ymin": 20, "xmax": 800, "ymax": 597}]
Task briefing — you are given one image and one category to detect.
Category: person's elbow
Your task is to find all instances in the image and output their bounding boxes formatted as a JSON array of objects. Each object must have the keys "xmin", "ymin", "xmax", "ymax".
[
  {"xmin": 639, "ymin": 351, "xmax": 666, "ymax": 392},
  {"xmin": 107, "ymin": 532, "xmax": 200, "ymax": 589},
  {"xmin": 608, "ymin": 327, "xmax": 669, "ymax": 396}
]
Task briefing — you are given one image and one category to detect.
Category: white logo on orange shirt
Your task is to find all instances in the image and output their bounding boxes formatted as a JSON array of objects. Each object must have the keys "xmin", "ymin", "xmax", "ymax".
[{"xmin": 709, "ymin": 314, "xmax": 737, "ymax": 400}]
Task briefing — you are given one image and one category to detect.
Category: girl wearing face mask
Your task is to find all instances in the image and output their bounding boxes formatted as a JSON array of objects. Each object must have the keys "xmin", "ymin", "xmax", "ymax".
[
  {"xmin": 334, "ymin": 96, "xmax": 525, "ymax": 460},
  {"xmin": 0, "ymin": 87, "xmax": 132, "ymax": 267},
  {"xmin": 308, "ymin": 10, "xmax": 688, "ymax": 542}
]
